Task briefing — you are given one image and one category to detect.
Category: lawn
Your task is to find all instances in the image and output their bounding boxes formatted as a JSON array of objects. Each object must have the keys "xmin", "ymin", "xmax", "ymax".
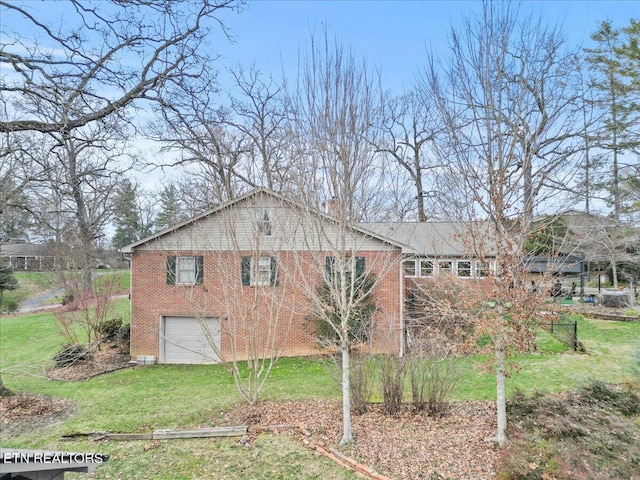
[
  {"xmin": 1, "ymin": 305, "xmax": 638, "ymax": 479},
  {"xmin": 0, "ymin": 269, "xmax": 131, "ymax": 311}
]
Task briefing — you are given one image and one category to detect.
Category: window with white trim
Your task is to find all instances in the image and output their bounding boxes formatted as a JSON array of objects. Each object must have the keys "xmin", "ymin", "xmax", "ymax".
[
  {"xmin": 177, "ymin": 256, "xmax": 197, "ymax": 284},
  {"xmin": 457, "ymin": 260, "xmax": 472, "ymax": 277},
  {"xmin": 166, "ymin": 255, "xmax": 204, "ymax": 285},
  {"xmin": 476, "ymin": 260, "xmax": 492, "ymax": 278},
  {"xmin": 241, "ymin": 256, "xmax": 277, "ymax": 286},
  {"xmin": 419, "ymin": 260, "xmax": 433, "ymax": 276},
  {"xmin": 256, "ymin": 257, "xmax": 272, "ymax": 285},
  {"xmin": 438, "ymin": 260, "xmax": 452, "ymax": 274},
  {"xmin": 404, "ymin": 260, "xmax": 417, "ymax": 276}
]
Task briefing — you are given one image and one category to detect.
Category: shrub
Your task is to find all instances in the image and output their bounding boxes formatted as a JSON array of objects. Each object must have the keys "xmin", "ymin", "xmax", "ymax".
[
  {"xmin": 116, "ymin": 324, "xmax": 131, "ymax": 352},
  {"xmin": 407, "ymin": 341, "xmax": 460, "ymax": 416},
  {"xmin": 3, "ymin": 297, "xmax": 19, "ymax": 313},
  {"xmin": 578, "ymin": 380, "xmax": 640, "ymax": 416},
  {"xmin": 377, "ymin": 355, "xmax": 407, "ymax": 416},
  {"xmin": 350, "ymin": 354, "xmax": 374, "ymax": 414},
  {"xmin": 98, "ymin": 317, "xmax": 123, "ymax": 341},
  {"xmin": 306, "ymin": 271, "xmax": 377, "ymax": 349},
  {"xmin": 53, "ymin": 343, "xmax": 92, "ymax": 367}
]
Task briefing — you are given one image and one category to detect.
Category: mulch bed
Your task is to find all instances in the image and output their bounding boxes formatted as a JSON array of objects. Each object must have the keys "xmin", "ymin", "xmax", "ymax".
[
  {"xmin": 47, "ymin": 348, "xmax": 132, "ymax": 382},
  {"xmin": 224, "ymin": 400, "xmax": 499, "ymax": 480}
]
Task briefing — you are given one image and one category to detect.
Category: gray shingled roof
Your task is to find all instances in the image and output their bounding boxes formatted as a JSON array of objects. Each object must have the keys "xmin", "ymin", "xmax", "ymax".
[
  {"xmin": 0, "ymin": 242, "xmax": 51, "ymax": 257},
  {"xmin": 359, "ymin": 222, "xmax": 496, "ymax": 257}
]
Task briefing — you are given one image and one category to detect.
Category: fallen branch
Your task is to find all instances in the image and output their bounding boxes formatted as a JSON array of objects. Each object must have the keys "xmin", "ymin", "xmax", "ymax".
[{"xmin": 61, "ymin": 426, "xmax": 248, "ymax": 441}]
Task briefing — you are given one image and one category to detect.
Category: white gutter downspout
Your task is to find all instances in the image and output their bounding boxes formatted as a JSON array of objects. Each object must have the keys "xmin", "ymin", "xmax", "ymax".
[{"xmin": 399, "ymin": 254, "xmax": 404, "ymax": 358}]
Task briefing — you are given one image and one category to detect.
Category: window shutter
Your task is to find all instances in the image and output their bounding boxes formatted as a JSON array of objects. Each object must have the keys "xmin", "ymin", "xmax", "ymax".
[
  {"xmin": 241, "ymin": 256, "xmax": 251, "ymax": 286},
  {"xmin": 356, "ymin": 256, "xmax": 365, "ymax": 279},
  {"xmin": 325, "ymin": 256, "xmax": 335, "ymax": 278},
  {"xmin": 270, "ymin": 256, "xmax": 278, "ymax": 286},
  {"xmin": 195, "ymin": 256, "xmax": 204, "ymax": 284},
  {"xmin": 166, "ymin": 256, "xmax": 176, "ymax": 285}
]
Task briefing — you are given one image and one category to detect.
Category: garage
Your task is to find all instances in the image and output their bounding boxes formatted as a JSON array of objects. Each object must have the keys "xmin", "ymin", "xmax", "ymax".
[{"xmin": 161, "ymin": 316, "xmax": 221, "ymax": 364}]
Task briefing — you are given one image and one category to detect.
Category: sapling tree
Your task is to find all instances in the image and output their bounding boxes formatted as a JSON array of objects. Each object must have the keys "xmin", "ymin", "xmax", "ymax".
[{"xmin": 421, "ymin": 1, "xmax": 575, "ymax": 444}]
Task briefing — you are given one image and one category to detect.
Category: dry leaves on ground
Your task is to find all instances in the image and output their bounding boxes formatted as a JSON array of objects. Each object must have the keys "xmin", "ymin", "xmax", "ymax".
[
  {"xmin": 0, "ymin": 393, "xmax": 75, "ymax": 437},
  {"xmin": 226, "ymin": 400, "xmax": 499, "ymax": 480}
]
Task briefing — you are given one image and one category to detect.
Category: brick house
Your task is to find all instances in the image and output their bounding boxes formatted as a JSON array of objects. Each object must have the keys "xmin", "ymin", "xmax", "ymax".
[{"xmin": 121, "ymin": 189, "xmax": 406, "ymax": 364}]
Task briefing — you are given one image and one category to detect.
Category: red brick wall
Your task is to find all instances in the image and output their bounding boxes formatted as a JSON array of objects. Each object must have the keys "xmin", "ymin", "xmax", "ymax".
[{"xmin": 130, "ymin": 249, "xmax": 403, "ymax": 362}]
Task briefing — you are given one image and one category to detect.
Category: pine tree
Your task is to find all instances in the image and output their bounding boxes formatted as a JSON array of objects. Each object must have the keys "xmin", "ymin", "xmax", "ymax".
[
  {"xmin": 155, "ymin": 183, "xmax": 184, "ymax": 231},
  {"xmin": 0, "ymin": 266, "xmax": 18, "ymax": 307},
  {"xmin": 585, "ymin": 20, "xmax": 640, "ymax": 220},
  {"xmin": 111, "ymin": 180, "xmax": 143, "ymax": 249}
]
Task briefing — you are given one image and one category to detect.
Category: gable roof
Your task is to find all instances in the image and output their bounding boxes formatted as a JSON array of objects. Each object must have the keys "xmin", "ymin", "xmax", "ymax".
[{"xmin": 120, "ymin": 188, "xmax": 409, "ymax": 253}]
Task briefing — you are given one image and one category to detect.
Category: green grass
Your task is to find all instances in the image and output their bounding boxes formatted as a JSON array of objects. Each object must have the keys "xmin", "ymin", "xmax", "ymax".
[
  {"xmin": 1, "ymin": 269, "xmax": 131, "ymax": 311},
  {"xmin": 1, "ymin": 306, "xmax": 639, "ymax": 479}
]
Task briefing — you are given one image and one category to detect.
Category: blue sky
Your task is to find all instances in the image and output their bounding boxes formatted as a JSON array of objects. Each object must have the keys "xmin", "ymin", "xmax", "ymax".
[{"xmin": 214, "ymin": 1, "xmax": 640, "ymax": 94}]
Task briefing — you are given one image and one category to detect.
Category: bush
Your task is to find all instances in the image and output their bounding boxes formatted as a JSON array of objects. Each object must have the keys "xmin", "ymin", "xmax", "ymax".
[
  {"xmin": 377, "ymin": 355, "xmax": 407, "ymax": 416},
  {"xmin": 578, "ymin": 380, "xmax": 640, "ymax": 416},
  {"xmin": 61, "ymin": 291, "xmax": 75, "ymax": 306},
  {"xmin": 53, "ymin": 343, "xmax": 92, "ymax": 367},
  {"xmin": 306, "ymin": 272, "xmax": 377, "ymax": 349},
  {"xmin": 2, "ymin": 297, "xmax": 19, "ymax": 313},
  {"xmin": 98, "ymin": 317, "xmax": 123, "ymax": 341},
  {"xmin": 350, "ymin": 354, "xmax": 374, "ymax": 414},
  {"xmin": 407, "ymin": 342, "xmax": 460, "ymax": 416}
]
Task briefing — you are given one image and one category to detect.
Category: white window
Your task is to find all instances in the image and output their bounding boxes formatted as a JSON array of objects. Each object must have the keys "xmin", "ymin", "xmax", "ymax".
[
  {"xmin": 404, "ymin": 260, "xmax": 417, "ymax": 276},
  {"xmin": 438, "ymin": 260, "xmax": 452, "ymax": 274},
  {"xmin": 177, "ymin": 256, "xmax": 196, "ymax": 284},
  {"xmin": 457, "ymin": 260, "xmax": 472, "ymax": 277},
  {"xmin": 256, "ymin": 208, "xmax": 272, "ymax": 236},
  {"xmin": 419, "ymin": 260, "xmax": 433, "ymax": 277},
  {"xmin": 254, "ymin": 256, "xmax": 272, "ymax": 286},
  {"xmin": 475, "ymin": 260, "xmax": 492, "ymax": 278}
]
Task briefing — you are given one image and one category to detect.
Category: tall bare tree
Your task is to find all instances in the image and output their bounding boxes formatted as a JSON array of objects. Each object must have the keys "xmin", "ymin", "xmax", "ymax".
[
  {"xmin": 227, "ymin": 65, "xmax": 295, "ymax": 191},
  {"xmin": 289, "ymin": 31, "xmax": 395, "ymax": 444},
  {"xmin": 422, "ymin": 1, "xmax": 584, "ymax": 229},
  {"xmin": 374, "ymin": 90, "xmax": 442, "ymax": 221},
  {"xmin": 423, "ymin": 1, "xmax": 583, "ymax": 445}
]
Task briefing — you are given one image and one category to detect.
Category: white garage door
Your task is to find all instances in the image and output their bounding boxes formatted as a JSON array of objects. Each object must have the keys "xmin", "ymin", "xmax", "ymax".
[{"xmin": 161, "ymin": 316, "xmax": 221, "ymax": 364}]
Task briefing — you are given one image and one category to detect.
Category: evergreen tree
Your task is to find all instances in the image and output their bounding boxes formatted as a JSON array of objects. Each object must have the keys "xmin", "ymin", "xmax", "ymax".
[
  {"xmin": 155, "ymin": 183, "xmax": 185, "ymax": 231},
  {"xmin": 0, "ymin": 266, "xmax": 18, "ymax": 307},
  {"xmin": 585, "ymin": 20, "xmax": 640, "ymax": 220},
  {"xmin": 112, "ymin": 180, "xmax": 143, "ymax": 249}
]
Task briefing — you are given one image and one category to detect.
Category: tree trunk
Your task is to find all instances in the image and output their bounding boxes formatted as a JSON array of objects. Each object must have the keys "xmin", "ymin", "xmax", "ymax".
[
  {"xmin": 611, "ymin": 259, "xmax": 619, "ymax": 288},
  {"xmin": 495, "ymin": 344, "xmax": 507, "ymax": 445},
  {"xmin": 340, "ymin": 340, "xmax": 353, "ymax": 445}
]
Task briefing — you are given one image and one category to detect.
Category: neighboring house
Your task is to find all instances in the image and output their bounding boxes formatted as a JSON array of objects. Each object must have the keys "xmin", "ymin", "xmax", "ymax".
[
  {"xmin": 121, "ymin": 189, "xmax": 406, "ymax": 365},
  {"xmin": 0, "ymin": 242, "xmax": 55, "ymax": 271}
]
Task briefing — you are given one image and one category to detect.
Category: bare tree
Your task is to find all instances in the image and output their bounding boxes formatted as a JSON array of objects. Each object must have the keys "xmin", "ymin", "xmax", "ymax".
[
  {"xmin": 226, "ymin": 65, "xmax": 295, "ymax": 191},
  {"xmin": 422, "ymin": 1, "xmax": 584, "ymax": 229},
  {"xmin": 288, "ymin": 31, "xmax": 398, "ymax": 444},
  {"xmin": 149, "ymin": 66, "xmax": 251, "ymax": 205},
  {"xmin": 423, "ymin": 1, "xmax": 581, "ymax": 444},
  {"xmin": 0, "ymin": 0, "xmax": 239, "ymax": 134},
  {"xmin": 374, "ymin": 89, "xmax": 442, "ymax": 221}
]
